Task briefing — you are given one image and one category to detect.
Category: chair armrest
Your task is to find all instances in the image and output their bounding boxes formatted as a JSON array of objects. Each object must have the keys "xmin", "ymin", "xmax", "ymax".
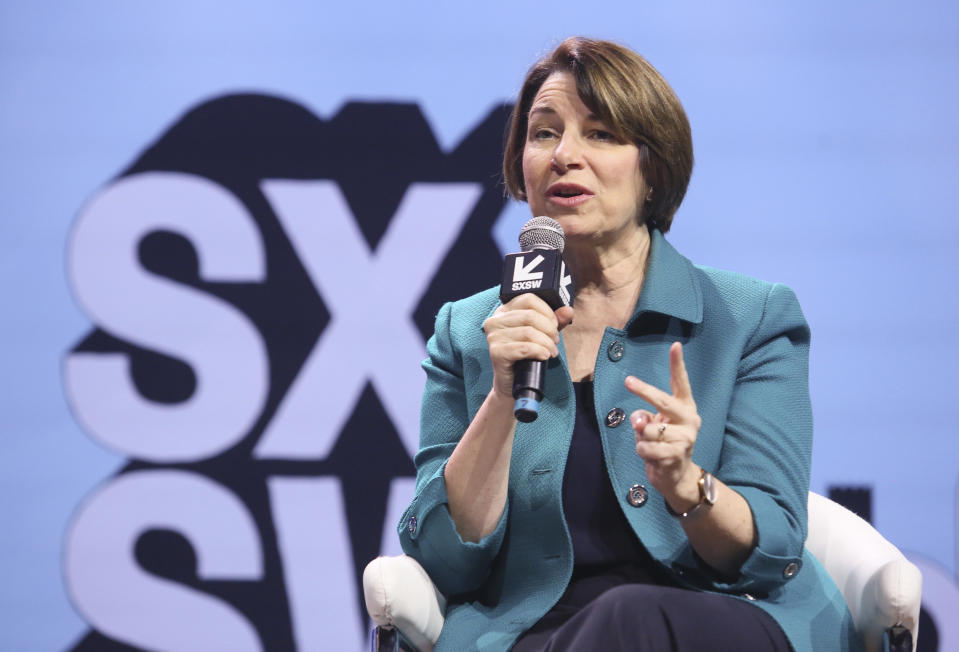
[
  {"xmin": 363, "ymin": 555, "xmax": 447, "ymax": 652},
  {"xmin": 867, "ymin": 559, "xmax": 922, "ymax": 652},
  {"xmin": 805, "ymin": 492, "xmax": 922, "ymax": 652}
]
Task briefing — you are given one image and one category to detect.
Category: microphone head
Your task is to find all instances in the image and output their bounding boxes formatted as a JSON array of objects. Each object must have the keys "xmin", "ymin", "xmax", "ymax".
[{"xmin": 519, "ymin": 216, "xmax": 565, "ymax": 252}]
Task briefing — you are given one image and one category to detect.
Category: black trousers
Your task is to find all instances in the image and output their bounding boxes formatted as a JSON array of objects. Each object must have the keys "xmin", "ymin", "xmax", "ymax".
[{"xmin": 510, "ymin": 573, "xmax": 792, "ymax": 652}]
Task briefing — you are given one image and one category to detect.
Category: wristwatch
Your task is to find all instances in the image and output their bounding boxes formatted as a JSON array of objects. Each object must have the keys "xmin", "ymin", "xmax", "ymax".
[{"xmin": 665, "ymin": 468, "xmax": 717, "ymax": 520}]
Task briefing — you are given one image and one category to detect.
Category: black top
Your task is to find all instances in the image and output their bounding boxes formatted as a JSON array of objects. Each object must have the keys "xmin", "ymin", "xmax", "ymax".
[{"xmin": 559, "ymin": 381, "xmax": 673, "ymax": 606}]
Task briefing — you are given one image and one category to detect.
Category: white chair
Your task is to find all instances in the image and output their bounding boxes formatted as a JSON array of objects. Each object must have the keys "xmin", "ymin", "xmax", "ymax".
[{"xmin": 364, "ymin": 491, "xmax": 922, "ymax": 652}]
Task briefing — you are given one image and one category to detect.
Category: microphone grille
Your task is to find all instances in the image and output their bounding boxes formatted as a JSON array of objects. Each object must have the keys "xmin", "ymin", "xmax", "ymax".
[{"xmin": 519, "ymin": 216, "xmax": 565, "ymax": 252}]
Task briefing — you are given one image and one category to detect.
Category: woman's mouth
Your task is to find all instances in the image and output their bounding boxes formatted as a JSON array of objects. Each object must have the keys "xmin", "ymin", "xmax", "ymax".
[{"xmin": 547, "ymin": 183, "xmax": 594, "ymax": 207}]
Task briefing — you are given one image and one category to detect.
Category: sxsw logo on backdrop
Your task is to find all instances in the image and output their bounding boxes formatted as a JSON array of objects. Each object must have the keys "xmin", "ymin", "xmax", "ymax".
[{"xmin": 62, "ymin": 95, "xmax": 511, "ymax": 651}]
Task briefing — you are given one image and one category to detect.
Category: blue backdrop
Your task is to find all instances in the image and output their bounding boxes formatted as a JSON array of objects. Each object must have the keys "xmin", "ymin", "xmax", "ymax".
[{"xmin": 2, "ymin": 1, "xmax": 957, "ymax": 650}]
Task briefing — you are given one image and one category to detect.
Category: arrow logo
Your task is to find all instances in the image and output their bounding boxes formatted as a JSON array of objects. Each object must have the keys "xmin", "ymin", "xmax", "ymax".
[
  {"xmin": 559, "ymin": 261, "xmax": 572, "ymax": 306},
  {"xmin": 513, "ymin": 254, "xmax": 544, "ymax": 282}
]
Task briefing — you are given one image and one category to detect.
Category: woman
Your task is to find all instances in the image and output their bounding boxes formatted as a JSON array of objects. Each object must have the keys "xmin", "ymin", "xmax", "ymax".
[{"xmin": 399, "ymin": 37, "xmax": 860, "ymax": 651}]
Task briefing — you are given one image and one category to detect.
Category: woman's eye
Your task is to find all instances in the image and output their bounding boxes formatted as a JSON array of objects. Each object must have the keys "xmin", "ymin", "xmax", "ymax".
[
  {"xmin": 531, "ymin": 128, "xmax": 556, "ymax": 140},
  {"xmin": 592, "ymin": 130, "xmax": 615, "ymax": 142}
]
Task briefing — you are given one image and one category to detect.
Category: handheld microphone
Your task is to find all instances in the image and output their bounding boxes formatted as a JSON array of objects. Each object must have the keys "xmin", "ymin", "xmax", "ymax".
[{"xmin": 499, "ymin": 216, "xmax": 574, "ymax": 422}]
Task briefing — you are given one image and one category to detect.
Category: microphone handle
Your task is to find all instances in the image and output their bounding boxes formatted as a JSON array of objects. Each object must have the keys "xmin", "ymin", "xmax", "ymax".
[{"xmin": 512, "ymin": 359, "xmax": 546, "ymax": 422}]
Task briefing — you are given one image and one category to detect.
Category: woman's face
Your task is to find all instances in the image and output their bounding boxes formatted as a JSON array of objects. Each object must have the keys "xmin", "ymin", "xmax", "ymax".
[{"xmin": 522, "ymin": 72, "xmax": 648, "ymax": 244}]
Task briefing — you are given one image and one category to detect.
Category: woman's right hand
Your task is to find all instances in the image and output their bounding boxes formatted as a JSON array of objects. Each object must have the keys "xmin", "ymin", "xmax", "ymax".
[{"xmin": 482, "ymin": 293, "xmax": 575, "ymax": 401}]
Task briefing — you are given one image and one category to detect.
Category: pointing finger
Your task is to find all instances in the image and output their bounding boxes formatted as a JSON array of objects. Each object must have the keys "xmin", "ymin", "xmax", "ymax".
[
  {"xmin": 669, "ymin": 342, "xmax": 693, "ymax": 401},
  {"xmin": 624, "ymin": 375, "xmax": 685, "ymax": 421}
]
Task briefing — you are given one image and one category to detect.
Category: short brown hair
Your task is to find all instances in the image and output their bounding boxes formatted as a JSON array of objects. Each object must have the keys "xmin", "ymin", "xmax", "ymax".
[{"xmin": 503, "ymin": 37, "xmax": 693, "ymax": 233}]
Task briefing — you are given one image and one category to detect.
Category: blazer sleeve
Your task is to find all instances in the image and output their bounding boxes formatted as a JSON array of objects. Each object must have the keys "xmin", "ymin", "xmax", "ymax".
[
  {"xmin": 397, "ymin": 300, "xmax": 508, "ymax": 597},
  {"xmin": 710, "ymin": 282, "xmax": 812, "ymax": 594}
]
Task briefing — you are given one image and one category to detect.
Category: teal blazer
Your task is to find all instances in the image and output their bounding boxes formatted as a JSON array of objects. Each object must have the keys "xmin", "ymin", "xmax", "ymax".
[{"xmin": 399, "ymin": 230, "xmax": 861, "ymax": 652}]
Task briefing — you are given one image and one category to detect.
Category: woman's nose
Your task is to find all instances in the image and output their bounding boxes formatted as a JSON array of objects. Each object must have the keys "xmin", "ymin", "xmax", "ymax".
[{"xmin": 550, "ymin": 134, "xmax": 584, "ymax": 171}]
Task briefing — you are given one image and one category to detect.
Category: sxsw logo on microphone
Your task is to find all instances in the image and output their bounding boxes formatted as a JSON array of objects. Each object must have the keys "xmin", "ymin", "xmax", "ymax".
[
  {"xmin": 501, "ymin": 250, "xmax": 574, "ymax": 309},
  {"xmin": 62, "ymin": 95, "xmax": 510, "ymax": 651},
  {"xmin": 511, "ymin": 254, "xmax": 545, "ymax": 290}
]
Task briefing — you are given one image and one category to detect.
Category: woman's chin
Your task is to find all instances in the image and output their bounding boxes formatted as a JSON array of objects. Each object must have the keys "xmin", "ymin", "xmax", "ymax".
[
  {"xmin": 553, "ymin": 212, "xmax": 608, "ymax": 236},
  {"xmin": 551, "ymin": 213, "xmax": 590, "ymax": 232}
]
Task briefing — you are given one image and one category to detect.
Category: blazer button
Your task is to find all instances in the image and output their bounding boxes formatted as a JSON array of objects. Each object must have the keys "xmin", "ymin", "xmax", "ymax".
[
  {"xmin": 626, "ymin": 484, "xmax": 648, "ymax": 507},
  {"xmin": 783, "ymin": 561, "xmax": 801, "ymax": 579},
  {"xmin": 407, "ymin": 515, "xmax": 417, "ymax": 535},
  {"xmin": 605, "ymin": 407, "xmax": 626, "ymax": 427},
  {"xmin": 607, "ymin": 340, "xmax": 625, "ymax": 361}
]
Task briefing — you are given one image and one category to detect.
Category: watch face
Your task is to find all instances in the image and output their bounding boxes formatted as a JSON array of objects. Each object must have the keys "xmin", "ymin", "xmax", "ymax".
[{"xmin": 701, "ymin": 471, "xmax": 718, "ymax": 506}]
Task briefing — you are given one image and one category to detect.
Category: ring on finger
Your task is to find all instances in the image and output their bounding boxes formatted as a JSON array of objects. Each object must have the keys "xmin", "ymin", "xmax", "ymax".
[{"xmin": 657, "ymin": 424, "xmax": 666, "ymax": 442}]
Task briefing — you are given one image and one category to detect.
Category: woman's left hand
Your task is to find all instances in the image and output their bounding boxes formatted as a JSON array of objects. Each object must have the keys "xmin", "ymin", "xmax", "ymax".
[{"xmin": 625, "ymin": 342, "xmax": 703, "ymax": 504}]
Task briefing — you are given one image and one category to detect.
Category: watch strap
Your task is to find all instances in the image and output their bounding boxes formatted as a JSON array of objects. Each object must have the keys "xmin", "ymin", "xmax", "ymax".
[{"xmin": 664, "ymin": 469, "xmax": 715, "ymax": 520}]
